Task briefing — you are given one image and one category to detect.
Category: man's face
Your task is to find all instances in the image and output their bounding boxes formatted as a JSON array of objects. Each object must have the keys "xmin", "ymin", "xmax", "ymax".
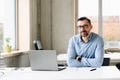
[{"xmin": 77, "ymin": 20, "xmax": 92, "ymax": 37}]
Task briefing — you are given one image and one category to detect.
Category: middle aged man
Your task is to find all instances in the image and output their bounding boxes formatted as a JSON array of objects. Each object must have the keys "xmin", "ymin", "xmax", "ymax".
[{"xmin": 67, "ymin": 17, "xmax": 104, "ymax": 67}]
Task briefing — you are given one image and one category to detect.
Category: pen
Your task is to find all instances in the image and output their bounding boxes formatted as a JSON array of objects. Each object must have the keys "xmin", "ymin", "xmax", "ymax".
[{"xmin": 90, "ymin": 68, "xmax": 96, "ymax": 71}]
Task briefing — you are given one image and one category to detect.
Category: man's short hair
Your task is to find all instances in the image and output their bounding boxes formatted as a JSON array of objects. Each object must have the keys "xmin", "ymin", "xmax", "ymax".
[{"xmin": 78, "ymin": 17, "xmax": 91, "ymax": 24}]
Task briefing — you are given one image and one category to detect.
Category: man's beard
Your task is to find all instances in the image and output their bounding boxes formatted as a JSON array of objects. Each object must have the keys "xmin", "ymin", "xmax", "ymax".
[{"xmin": 81, "ymin": 30, "xmax": 89, "ymax": 37}]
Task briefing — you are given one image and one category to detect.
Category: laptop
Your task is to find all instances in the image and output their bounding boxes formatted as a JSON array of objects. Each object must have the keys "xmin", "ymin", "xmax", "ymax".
[{"xmin": 29, "ymin": 50, "xmax": 66, "ymax": 71}]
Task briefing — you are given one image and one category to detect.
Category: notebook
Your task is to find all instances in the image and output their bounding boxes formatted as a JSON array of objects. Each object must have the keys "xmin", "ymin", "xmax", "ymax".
[{"xmin": 29, "ymin": 50, "xmax": 65, "ymax": 71}]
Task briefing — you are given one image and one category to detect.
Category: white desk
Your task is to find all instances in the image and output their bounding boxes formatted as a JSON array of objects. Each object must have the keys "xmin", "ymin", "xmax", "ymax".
[
  {"xmin": 104, "ymin": 52, "xmax": 120, "ymax": 65},
  {"xmin": 57, "ymin": 53, "xmax": 120, "ymax": 66},
  {"xmin": 0, "ymin": 66, "xmax": 120, "ymax": 80}
]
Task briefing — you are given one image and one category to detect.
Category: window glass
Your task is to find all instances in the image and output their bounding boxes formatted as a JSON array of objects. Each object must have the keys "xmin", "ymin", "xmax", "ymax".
[
  {"xmin": 78, "ymin": 0, "xmax": 120, "ymax": 48},
  {"xmin": 78, "ymin": 0, "xmax": 98, "ymax": 34},
  {"xmin": 0, "ymin": 0, "xmax": 16, "ymax": 51},
  {"xmin": 103, "ymin": 0, "xmax": 120, "ymax": 45}
]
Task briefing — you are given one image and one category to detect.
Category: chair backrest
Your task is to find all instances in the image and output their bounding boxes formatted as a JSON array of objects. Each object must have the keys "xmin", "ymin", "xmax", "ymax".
[
  {"xmin": 102, "ymin": 58, "xmax": 110, "ymax": 66},
  {"xmin": 116, "ymin": 63, "xmax": 120, "ymax": 70},
  {"xmin": 33, "ymin": 40, "xmax": 43, "ymax": 50}
]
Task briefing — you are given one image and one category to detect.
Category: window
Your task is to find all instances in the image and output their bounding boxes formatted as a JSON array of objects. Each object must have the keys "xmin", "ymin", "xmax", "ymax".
[
  {"xmin": 78, "ymin": 0, "xmax": 120, "ymax": 48},
  {"xmin": 0, "ymin": 0, "xmax": 17, "ymax": 51},
  {"xmin": 78, "ymin": 0, "xmax": 98, "ymax": 34},
  {"xmin": 103, "ymin": 0, "xmax": 120, "ymax": 44}
]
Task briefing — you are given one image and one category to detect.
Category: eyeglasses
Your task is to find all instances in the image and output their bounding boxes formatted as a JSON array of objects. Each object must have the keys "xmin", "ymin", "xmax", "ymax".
[{"xmin": 77, "ymin": 24, "xmax": 89, "ymax": 29}]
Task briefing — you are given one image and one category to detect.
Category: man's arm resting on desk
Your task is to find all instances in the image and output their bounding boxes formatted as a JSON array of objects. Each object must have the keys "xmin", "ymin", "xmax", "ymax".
[{"xmin": 67, "ymin": 55, "xmax": 103, "ymax": 67}]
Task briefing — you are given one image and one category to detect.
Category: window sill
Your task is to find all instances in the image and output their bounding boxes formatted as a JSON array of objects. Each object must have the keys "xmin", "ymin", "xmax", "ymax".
[{"xmin": 0, "ymin": 50, "xmax": 29, "ymax": 58}]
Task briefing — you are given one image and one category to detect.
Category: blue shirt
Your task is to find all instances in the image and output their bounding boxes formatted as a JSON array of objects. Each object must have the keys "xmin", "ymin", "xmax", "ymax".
[{"xmin": 67, "ymin": 32, "xmax": 104, "ymax": 67}]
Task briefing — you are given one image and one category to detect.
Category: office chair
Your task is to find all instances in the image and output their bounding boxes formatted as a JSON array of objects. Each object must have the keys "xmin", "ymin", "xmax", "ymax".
[
  {"xmin": 33, "ymin": 40, "xmax": 43, "ymax": 50},
  {"xmin": 116, "ymin": 63, "xmax": 120, "ymax": 70},
  {"xmin": 102, "ymin": 58, "xmax": 110, "ymax": 66}
]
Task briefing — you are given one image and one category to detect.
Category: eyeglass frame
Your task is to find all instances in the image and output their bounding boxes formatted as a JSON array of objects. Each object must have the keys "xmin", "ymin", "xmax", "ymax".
[{"xmin": 77, "ymin": 24, "xmax": 90, "ymax": 29}]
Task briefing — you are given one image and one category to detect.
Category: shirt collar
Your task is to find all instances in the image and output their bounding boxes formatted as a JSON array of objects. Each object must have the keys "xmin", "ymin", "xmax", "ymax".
[{"xmin": 79, "ymin": 32, "xmax": 93, "ymax": 43}]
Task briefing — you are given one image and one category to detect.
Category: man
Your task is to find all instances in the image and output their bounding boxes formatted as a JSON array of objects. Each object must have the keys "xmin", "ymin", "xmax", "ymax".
[{"xmin": 67, "ymin": 17, "xmax": 104, "ymax": 67}]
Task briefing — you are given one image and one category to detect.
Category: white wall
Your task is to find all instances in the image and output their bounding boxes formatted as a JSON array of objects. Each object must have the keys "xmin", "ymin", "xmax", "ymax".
[
  {"xmin": 18, "ymin": 0, "xmax": 75, "ymax": 53},
  {"xmin": 40, "ymin": 0, "xmax": 74, "ymax": 53},
  {"xmin": 52, "ymin": 0, "xmax": 74, "ymax": 53},
  {"xmin": 40, "ymin": 0, "xmax": 52, "ymax": 50}
]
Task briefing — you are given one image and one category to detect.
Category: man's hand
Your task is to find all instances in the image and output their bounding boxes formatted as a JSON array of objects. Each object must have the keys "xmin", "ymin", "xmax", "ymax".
[{"xmin": 76, "ymin": 56, "xmax": 82, "ymax": 62}]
